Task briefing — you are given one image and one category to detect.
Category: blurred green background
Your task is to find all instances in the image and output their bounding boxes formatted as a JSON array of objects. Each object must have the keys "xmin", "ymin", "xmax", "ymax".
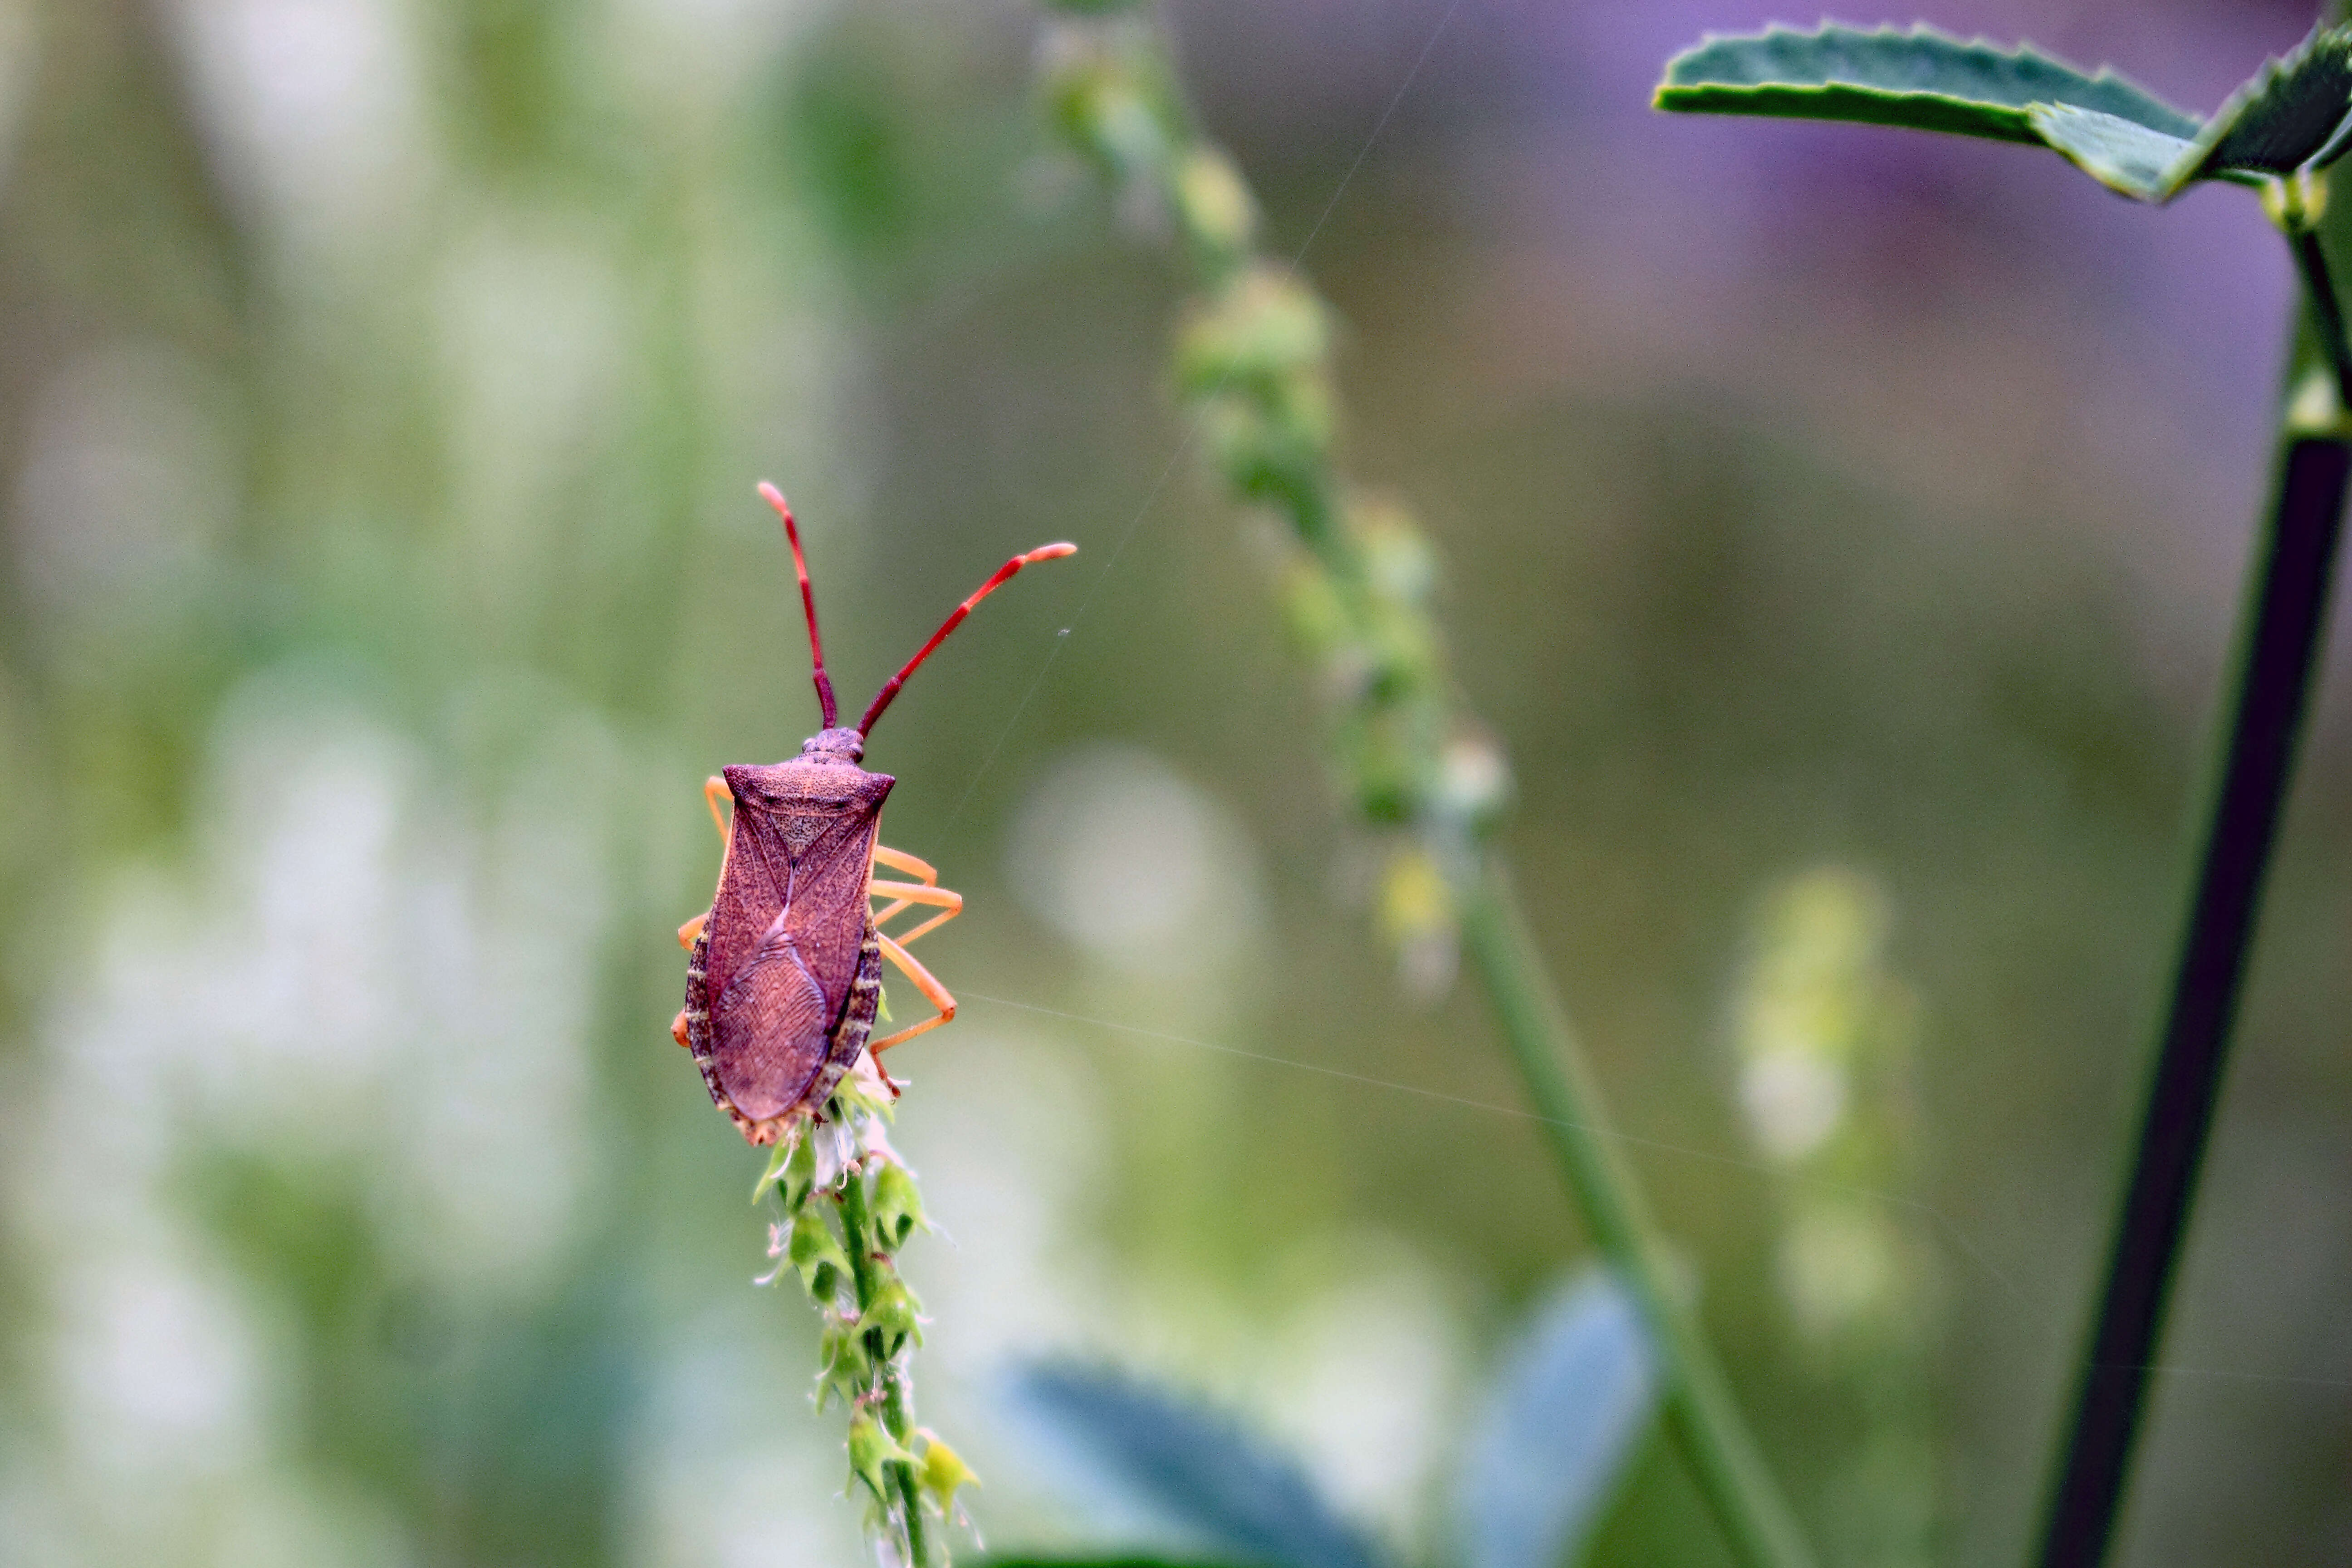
[{"xmin": 1, "ymin": 1, "xmax": 2347, "ymax": 1565}]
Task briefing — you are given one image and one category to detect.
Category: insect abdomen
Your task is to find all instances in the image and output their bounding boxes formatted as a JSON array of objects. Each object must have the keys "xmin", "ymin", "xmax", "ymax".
[
  {"xmin": 830, "ymin": 920, "xmax": 885, "ymax": 1075},
  {"xmin": 684, "ymin": 912, "xmax": 883, "ymax": 1145},
  {"xmin": 681, "ymin": 921, "xmax": 731, "ymax": 1122}
]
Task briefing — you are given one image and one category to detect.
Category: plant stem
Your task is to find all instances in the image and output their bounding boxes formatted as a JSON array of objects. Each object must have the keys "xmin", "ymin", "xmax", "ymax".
[
  {"xmin": 1461, "ymin": 862, "xmax": 1815, "ymax": 1568},
  {"xmin": 887, "ymin": 1379, "xmax": 931, "ymax": 1567},
  {"xmin": 1036, "ymin": 16, "xmax": 1816, "ymax": 1561},
  {"xmin": 2290, "ymin": 227, "xmax": 2352, "ymax": 406},
  {"xmin": 839, "ymin": 1166, "xmax": 933, "ymax": 1566},
  {"xmin": 2034, "ymin": 235, "xmax": 2352, "ymax": 1568}
]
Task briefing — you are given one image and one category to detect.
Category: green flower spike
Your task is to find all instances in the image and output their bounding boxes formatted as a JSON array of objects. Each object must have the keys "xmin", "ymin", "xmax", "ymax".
[{"xmin": 753, "ymin": 1050, "xmax": 972, "ymax": 1565}]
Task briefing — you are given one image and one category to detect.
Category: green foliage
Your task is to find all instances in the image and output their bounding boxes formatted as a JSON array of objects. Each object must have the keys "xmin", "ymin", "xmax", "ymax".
[
  {"xmin": 2024, "ymin": 105, "xmax": 2204, "ymax": 201},
  {"xmin": 2199, "ymin": 27, "xmax": 2352, "ymax": 181},
  {"xmin": 787, "ymin": 37, "xmax": 917, "ymax": 255},
  {"xmin": 449, "ymin": 0, "xmax": 568, "ymax": 168},
  {"xmin": 1656, "ymin": 25, "xmax": 2197, "ymax": 145},
  {"xmin": 13, "ymin": 0, "xmax": 2341, "ymax": 1563},
  {"xmin": 1657, "ymin": 22, "xmax": 2352, "ymax": 205},
  {"xmin": 921, "ymin": 1437, "xmax": 985, "ymax": 1519}
]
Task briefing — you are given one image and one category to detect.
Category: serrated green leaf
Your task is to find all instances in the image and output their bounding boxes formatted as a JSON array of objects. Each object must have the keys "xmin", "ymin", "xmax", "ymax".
[
  {"xmin": 2027, "ymin": 104, "xmax": 2196, "ymax": 201},
  {"xmin": 2038, "ymin": 25, "xmax": 2352, "ymax": 202},
  {"xmin": 1655, "ymin": 25, "xmax": 2198, "ymax": 145},
  {"xmin": 2194, "ymin": 26, "xmax": 2352, "ymax": 184},
  {"xmin": 1658, "ymin": 22, "xmax": 2352, "ymax": 210}
]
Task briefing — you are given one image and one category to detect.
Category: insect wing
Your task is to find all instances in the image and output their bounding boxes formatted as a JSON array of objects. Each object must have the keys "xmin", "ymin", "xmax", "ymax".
[
  {"xmin": 703, "ymin": 766, "xmax": 889, "ymax": 1121},
  {"xmin": 710, "ymin": 904, "xmax": 838, "ymax": 1121}
]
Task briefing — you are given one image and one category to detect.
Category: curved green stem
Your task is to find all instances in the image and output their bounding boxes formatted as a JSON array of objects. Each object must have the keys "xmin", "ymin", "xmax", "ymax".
[
  {"xmin": 1036, "ymin": 13, "xmax": 1817, "ymax": 1563},
  {"xmin": 2035, "ymin": 226, "xmax": 2352, "ymax": 1568},
  {"xmin": 1462, "ymin": 863, "xmax": 1815, "ymax": 1568}
]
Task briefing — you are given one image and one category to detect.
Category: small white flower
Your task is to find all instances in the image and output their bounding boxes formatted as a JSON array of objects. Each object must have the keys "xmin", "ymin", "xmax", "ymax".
[{"xmin": 753, "ymin": 1222, "xmax": 790, "ymax": 1287}]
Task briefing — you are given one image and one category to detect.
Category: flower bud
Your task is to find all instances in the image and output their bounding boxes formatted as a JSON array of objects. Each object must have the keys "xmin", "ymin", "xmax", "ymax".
[
  {"xmin": 847, "ymin": 1411, "xmax": 915, "ymax": 1504},
  {"xmin": 1353, "ymin": 495, "xmax": 1436, "ymax": 608},
  {"xmin": 1175, "ymin": 267, "xmax": 1331, "ymax": 392},
  {"xmin": 917, "ymin": 1432, "xmax": 982, "ymax": 1514},
  {"xmin": 858, "ymin": 1278, "xmax": 926, "ymax": 1358},
  {"xmin": 817, "ymin": 1316, "xmax": 873, "ymax": 1408},
  {"xmin": 871, "ymin": 1161, "xmax": 929, "ymax": 1252},
  {"xmin": 1435, "ymin": 731, "xmax": 1513, "ymax": 831},
  {"xmin": 789, "ymin": 1207, "xmax": 853, "ymax": 1303},
  {"xmin": 1174, "ymin": 148, "xmax": 1258, "ymax": 273},
  {"xmin": 1041, "ymin": 39, "xmax": 1178, "ymax": 194}
]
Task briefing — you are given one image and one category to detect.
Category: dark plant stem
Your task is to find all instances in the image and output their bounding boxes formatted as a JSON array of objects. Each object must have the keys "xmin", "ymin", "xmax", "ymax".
[
  {"xmin": 2035, "ymin": 233, "xmax": 2352, "ymax": 1568},
  {"xmin": 1462, "ymin": 864, "xmax": 1815, "ymax": 1568}
]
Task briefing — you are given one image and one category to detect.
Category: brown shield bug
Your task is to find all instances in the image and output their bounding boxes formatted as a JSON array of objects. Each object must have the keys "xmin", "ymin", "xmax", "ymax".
[{"xmin": 672, "ymin": 484, "xmax": 1076, "ymax": 1144}]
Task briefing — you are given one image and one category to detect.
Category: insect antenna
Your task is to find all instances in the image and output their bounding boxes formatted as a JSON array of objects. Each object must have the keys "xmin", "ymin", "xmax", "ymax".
[
  {"xmin": 857, "ymin": 540, "xmax": 1078, "ymax": 735},
  {"xmin": 760, "ymin": 482, "xmax": 838, "ymax": 729}
]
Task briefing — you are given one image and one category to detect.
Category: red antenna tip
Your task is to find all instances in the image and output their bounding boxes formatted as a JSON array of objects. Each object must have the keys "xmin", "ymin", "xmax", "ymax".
[
  {"xmin": 855, "ymin": 538, "xmax": 1080, "ymax": 736},
  {"xmin": 757, "ymin": 480, "xmax": 787, "ymax": 509}
]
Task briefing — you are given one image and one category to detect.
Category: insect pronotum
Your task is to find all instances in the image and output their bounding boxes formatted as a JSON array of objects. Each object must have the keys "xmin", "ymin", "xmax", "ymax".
[{"xmin": 671, "ymin": 485, "xmax": 1076, "ymax": 1145}]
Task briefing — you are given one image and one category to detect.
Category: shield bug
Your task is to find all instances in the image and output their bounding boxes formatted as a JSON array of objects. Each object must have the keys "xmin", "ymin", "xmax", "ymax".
[{"xmin": 672, "ymin": 484, "xmax": 1076, "ymax": 1144}]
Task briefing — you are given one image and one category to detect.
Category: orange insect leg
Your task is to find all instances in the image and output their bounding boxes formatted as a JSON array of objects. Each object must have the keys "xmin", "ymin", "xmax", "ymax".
[
  {"xmin": 674, "ymin": 776, "xmax": 726, "ymax": 950},
  {"xmin": 704, "ymin": 776, "xmax": 732, "ymax": 842},
  {"xmin": 867, "ymin": 931, "xmax": 956, "ymax": 1056},
  {"xmin": 872, "ymin": 843, "xmax": 937, "ymax": 884},
  {"xmin": 869, "ymin": 880, "xmax": 961, "ymax": 948},
  {"xmin": 870, "ymin": 841, "xmax": 960, "ymax": 946}
]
